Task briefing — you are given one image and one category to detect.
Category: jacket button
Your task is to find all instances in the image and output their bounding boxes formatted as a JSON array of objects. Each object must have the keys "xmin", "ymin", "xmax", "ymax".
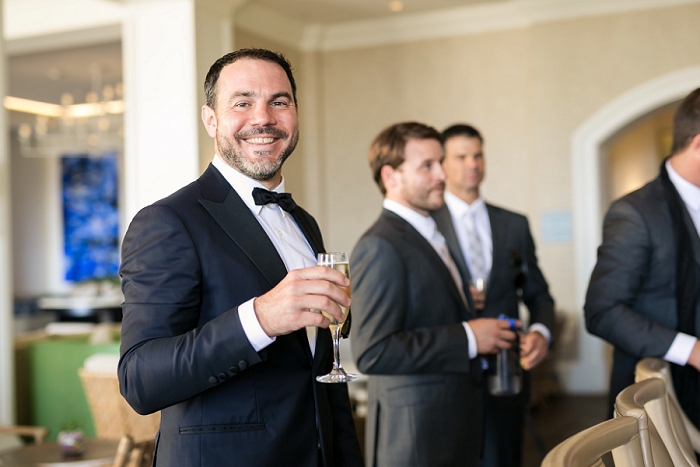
[
  {"xmin": 238, "ymin": 360, "xmax": 248, "ymax": 370},
  {"xmin": 218, "ymin": 372, "xmax": 228, "ymax": 380},
  {"xmin": 208, "ymin": 376, "xmax": 217, "ymax": 384},
  {"xmin": 229, "ymin": 366, "xmax": 239, "ymax": 375}
]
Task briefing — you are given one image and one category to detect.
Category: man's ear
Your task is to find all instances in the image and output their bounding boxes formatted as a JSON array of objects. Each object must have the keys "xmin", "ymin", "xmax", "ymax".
[
  {"xmin": 690, "ymin": 133, "xmax": 700, "ymax": 155},
  {"xmin": 201, "ymin": 105, "xmax": 217, "ymax": 138},
  {"xmin": 380, "ymin": 165, "xmax": 396, "ymax": 193}
]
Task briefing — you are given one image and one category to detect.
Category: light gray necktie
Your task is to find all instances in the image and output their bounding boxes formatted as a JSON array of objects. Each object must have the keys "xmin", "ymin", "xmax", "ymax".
[
  {"xmin": 431, "ymin": 227, "xmax": 468, "ymax": 306},
  {"xmin": 465, "ymin": 210, "xmax": 487, "ymax": 283}
]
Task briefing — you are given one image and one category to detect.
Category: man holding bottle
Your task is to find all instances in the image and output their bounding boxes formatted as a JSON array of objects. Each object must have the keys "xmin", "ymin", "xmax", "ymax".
[{"xmin": 433, "ymin": 123, "xmax": 555, "ymax": 467}]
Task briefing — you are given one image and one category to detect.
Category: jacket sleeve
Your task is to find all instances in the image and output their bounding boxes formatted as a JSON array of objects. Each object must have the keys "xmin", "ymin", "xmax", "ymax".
[
  {"xmin": 584, "ymin": 199, "xmax": 677, "ymax": 357},
  {"xmin": 518, "ymin": 216, "xmax": 556, "ymax": 337},
  {"xmin": 350, "ymin": 235, "xmax": 471, "ymax": 375},
  {"xmin": 118, "ymin": 204, "xmax": 261, "ymax": 415}
]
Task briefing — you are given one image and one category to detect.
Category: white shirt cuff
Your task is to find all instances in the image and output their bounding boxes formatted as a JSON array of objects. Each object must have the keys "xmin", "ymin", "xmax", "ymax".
[
  {"xmin": 664, "ymin": 332, "xmax": 697, "ymax": 366},
  {"xmin": 463, "ymin": 322, "xmax": 478, "ymax": 359},
  {"xmin": 238, "ymin": 297, "xmax": 275, "ymax": 352},
  {"xmin": 528, "ymin": 323, "xmax": 552, "ymax": 345}
]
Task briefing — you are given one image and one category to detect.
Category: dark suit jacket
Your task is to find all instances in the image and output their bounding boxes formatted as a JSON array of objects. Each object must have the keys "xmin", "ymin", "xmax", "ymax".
[
  {"xmin": 433, "ymin": 202, "xmax": 554, "ymax": 413},
  {"xmin": 118, "ymin": 164, "xmax": 363, "ymax": 467},
  {"xmin": 351, "ymin": 209, "xmax": 483, "ymax": 467},
  {"xmin": 585, "ymin": 174, "xmax": 700, "ymax": 410}
]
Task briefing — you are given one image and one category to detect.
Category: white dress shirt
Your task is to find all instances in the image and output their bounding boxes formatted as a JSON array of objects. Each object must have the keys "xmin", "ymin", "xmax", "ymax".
[
  {"xmin": 664, "ymin": 160, "xmax": 700, "ymax": 366},
  {"xmin": 212, "ymin": 155, "xmax": 318, "ymax": 354},
  {"xmin": 444, "ymin": 189, "xmax": 552, "ymax": 344},
  {"xmin": 383, "ymin": 199, "xmax": 479, "ymax": 359}
]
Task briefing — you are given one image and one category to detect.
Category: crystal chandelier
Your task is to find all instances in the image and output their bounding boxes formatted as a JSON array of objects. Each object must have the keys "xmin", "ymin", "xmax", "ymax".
[{"xmin": 8, "ymin": 64, "xmax": 124, "ymax": 158}]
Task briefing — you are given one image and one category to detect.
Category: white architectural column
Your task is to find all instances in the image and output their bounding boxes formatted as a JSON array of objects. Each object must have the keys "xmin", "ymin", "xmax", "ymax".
[
  {"xmin": 121, "ymin": 0, "xmax": 241, "ymax": 226},
  {"xmin": 0, "ymin": 0, "xmax": 16, "ymax": 425}
]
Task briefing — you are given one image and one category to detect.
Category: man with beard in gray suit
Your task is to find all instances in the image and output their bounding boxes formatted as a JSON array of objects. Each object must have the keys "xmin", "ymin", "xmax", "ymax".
[
  {"xmin": 585, "ymin": 88, "xmax": 700, "ymax": 431},
  {"xmin": 351, "ymin": 121, "xmax": 518, "ymax": 467}
]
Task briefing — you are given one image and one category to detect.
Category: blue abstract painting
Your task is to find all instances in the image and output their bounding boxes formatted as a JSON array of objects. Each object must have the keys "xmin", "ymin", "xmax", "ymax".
[{"xmin": 62, "ymin": 153, "xmax": 119, "ymax": 282}]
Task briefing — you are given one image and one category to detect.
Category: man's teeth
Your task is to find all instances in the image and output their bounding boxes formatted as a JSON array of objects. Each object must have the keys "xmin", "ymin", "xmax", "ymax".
[{"xmin": 246, "ymin": 137, "xmax": 275, "ymax": 144}]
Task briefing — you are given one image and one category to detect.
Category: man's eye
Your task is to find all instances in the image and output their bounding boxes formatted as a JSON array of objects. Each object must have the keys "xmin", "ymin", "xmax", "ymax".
[
  {"xmin": 234, "ymin": 102, "xmax": 250, "ymax": 108},
  {"xmin": 271, "ymin": 101, "xmax": 289, "ymax": 107}
]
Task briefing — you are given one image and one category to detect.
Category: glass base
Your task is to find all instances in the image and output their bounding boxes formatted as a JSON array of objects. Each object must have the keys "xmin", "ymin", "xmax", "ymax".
[{"xmin": 316, "ymin": 369, "xmax": 358, "ymax": 384}]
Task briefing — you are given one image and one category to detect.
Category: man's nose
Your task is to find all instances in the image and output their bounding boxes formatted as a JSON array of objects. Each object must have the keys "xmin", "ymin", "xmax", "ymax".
[{"xmin": 251, "ymin": 104, "xmax": 276, "ymax": 126}]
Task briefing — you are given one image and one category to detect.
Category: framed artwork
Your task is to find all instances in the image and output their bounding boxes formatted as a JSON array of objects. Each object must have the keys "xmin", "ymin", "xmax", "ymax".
[{"xmin": 61, "ymin": 153, "xmax": 119, "ymax": 282}]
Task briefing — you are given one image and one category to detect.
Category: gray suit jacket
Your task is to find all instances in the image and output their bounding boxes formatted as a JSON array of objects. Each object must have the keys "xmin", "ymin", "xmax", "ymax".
[
  {"xmin": 351, "ymin": 209, "xmax": 483, "ymax": 467},
  {"xmin": 584, "ymin": 174, "xmax": 700, "ymax": 406}
]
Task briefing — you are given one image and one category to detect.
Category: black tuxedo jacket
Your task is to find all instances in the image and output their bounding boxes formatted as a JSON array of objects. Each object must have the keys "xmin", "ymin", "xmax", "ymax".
[
  {"xmin": 351, "ymin": 209, "xmax": 483, "ymax": 467},
  {"xmin": 118, "ymin": 164, "xmax": 363, "ymax": 467}
]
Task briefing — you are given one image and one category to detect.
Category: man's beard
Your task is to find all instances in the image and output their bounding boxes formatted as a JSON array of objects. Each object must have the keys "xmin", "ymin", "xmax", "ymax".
[{"xmin": 217, "ymin": 127, "xmax": 299, "ymax": 181}]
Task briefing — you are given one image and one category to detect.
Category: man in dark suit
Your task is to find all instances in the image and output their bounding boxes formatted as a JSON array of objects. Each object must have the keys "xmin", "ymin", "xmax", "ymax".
[
  {"xmin": 433, "ymin": 124, "xmax": 555, "ymax": 467},
  {"xmin": 351, "ymin": 121, "xmax": 518, "ymax": 467},
  {"xmin": 585, "ymin": 88, "xmax": 700, "ymax": 428},
  {"xmin": 118, "ymin": 48, "xmax": 363, "ymax": 467}
]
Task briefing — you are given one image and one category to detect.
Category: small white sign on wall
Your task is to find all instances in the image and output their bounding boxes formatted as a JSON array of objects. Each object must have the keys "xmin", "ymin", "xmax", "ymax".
[{"xmin": 541, "ymin": 210, "xmax": 572, "ymax": 244}]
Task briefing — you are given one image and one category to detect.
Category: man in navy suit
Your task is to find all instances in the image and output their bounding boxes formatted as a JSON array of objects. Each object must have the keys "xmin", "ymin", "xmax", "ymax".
[
  {"xmin": 433, "ymin": 124, "xmax": 555, "ymax": 467},
  {"xmin": 118, "ymin": 48, "xmax": 363, "ymax": 467}
]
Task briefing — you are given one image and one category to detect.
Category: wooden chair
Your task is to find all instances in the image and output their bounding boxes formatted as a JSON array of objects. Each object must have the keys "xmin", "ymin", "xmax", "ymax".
[
  {"xmin": 0, "ymin": 424, "xmax": 49, "ymax": 453},
  {"xmin": 614, "ymin": 378, "xmax": 675, "ymax": 467},
  {"xmin": 112, "ymin": 435, "xmax": 155, "ymax": 467},
  {"xmin": 78, "ymin": 368, "xmax": 160, "ymax": 441},
  {"xmin": 632, "ymin": 359, "xmax": 700, "ymax": 466},
  {"xmin": 541, "ymin": 416, "xmax": 645, "ymax": 467}
]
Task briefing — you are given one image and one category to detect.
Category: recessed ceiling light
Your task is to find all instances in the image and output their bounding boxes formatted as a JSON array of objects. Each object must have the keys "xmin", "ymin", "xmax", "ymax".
[{"xmin": 388, "ymin": 1, "xmax": 404, "ymax": 13}]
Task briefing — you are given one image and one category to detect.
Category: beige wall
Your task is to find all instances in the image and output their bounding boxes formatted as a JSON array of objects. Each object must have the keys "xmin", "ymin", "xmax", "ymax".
[{"xmin": 238, "ymin": 3, "xmax": 700, "ymax": 313}]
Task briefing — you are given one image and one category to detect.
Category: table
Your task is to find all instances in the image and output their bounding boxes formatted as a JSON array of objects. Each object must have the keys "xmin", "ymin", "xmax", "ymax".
[{"xmin": 0, "ymin": 439, "xmax": 118, "ymax": 467}]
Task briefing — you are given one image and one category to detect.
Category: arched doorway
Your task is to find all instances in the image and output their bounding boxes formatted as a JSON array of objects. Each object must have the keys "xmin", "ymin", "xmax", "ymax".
[{"xmin": 566, "ymin": 66, "xmax": 700, "ymax": 393}]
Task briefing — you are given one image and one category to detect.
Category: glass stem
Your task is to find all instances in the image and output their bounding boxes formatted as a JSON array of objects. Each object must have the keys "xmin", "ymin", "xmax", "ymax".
[{"xmin": 332, "ymin": 326, "xmax": 342, "ymax": 371}]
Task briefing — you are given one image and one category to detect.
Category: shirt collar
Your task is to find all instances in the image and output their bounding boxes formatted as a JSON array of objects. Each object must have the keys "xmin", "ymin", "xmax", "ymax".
[
  {"xmin": 444, "ymin": 189, "xmax": 486, "ymax": 218},
  {"xmin": 212, "ymin": 154, "xmax": 288, "ymax": 216},
  {"xmin": 667, "ymin": 159, "xmax": 700, "ymax": 212},
  {"xmin": 382, "ymin": 198, "xmax": 438, "ymax": 241}
]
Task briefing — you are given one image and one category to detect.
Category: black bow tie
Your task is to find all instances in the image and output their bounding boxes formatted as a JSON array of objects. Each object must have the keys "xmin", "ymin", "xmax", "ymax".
[{"xmin": 252, "ymin": 187, "xmax": 297, "ymax": 212}]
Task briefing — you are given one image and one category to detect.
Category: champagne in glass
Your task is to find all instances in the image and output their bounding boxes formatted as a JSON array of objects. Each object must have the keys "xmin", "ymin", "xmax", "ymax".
[{"xmin": 316, "ymin": 252, "xmax": 358, "ymax": 383}]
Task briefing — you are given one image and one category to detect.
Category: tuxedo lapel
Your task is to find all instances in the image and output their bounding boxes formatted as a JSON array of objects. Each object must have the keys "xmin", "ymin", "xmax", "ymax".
[{"xmin": 197, "ymin": 166, "xmax": 288, "ymax": 289}]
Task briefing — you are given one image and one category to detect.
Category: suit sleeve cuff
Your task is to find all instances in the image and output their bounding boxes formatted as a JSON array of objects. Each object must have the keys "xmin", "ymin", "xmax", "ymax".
[
  {"xmin": 463, "ymin": 322, "xmax": 478, "ymax": 359},
  {"xmin": 528, "ymin": 323, "xmax": 552, "ymax": 345},
  {"xmin": 664, "ymin": 332, "xmax": 697, "ymax": 366},
  {"xmin": 239, "ymin": 297, "xmax": 275, "ymax": 352}
]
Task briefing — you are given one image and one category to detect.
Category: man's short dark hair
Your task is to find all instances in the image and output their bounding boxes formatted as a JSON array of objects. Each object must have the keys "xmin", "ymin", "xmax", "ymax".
[
  {"xmin": 441, "ymin": 124, "xmax": 484, "ymax": 144},
  {"xmin": 671, "ymin": 87, "xmax": 700, "ymax": 155},
  {"xmin": 204, "ymin": 48, "xmax": 297, "ymax": 109},
  {"xmin": 368, "ymin": 121, "xmax": 442, "ymax": 195}
]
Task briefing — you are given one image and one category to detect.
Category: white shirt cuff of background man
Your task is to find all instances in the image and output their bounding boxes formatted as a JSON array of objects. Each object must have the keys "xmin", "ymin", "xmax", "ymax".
[
  {"xmin": 665, "ymin": 332, "xmax": 697, "ymax": 366},
  {"xmin": 462, "ymin": 322, "xmax": 552, "ymax": 359}
]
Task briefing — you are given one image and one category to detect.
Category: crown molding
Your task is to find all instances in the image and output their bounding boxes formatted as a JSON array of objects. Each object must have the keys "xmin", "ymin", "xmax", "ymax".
[{"xmin": 236, "ymin": 0, "xmax": 700, "ymax": 52}]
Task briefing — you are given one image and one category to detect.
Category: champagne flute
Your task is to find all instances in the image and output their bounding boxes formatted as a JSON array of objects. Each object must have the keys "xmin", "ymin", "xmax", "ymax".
[{"xmin": 316, "ymin": 252, "xmax": 358, "ymax": 383}]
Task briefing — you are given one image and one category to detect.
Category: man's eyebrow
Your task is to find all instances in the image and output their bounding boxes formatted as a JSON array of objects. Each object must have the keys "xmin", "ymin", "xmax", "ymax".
[{"xmin": 270, "ymin": 92, "xmax": 293, "ymax": 101}]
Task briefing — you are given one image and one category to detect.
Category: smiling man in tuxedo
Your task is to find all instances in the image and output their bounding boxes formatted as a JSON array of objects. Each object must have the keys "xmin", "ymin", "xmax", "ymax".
[{"xmin": 118, "ymin": 48, "xmax": 363, "ymax": 467}]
